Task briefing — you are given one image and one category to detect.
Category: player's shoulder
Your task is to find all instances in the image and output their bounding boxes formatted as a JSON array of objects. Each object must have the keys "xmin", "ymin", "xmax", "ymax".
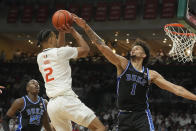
[
  {"xmin": 39, "ymin": 48, "xmax": 57, "ymax": 54},
  {"xmin": 148, "ymin": 69, "xmax": 163, "ymax": 81},
  {"xmin": 43, "ymin": 99, "xmax": 48, "ymax": 105},
  {"xmin": 16, "ymin": 97, "xmax": 25, "ymax": 102},
  {"xmin": 37, "ymin": 48, "xmax": 57, "ymax": 58},
  {"xmin": 12, "ymin": 97, "xmax": 25, "ymax": 107},
  {"xmin": 119, "ymin": 56, "xmax": 128, "ymax": 68},
  {"xmin": 149, "ymin": 69, "xmax": 159, "ymax": 75},
  {"xmin": 58, "ymin": 46, "xmax": 76, "ymax": 50},
  {"xmin": 40, "ymin": 97, "xmax": 48, "ymax": 106}
]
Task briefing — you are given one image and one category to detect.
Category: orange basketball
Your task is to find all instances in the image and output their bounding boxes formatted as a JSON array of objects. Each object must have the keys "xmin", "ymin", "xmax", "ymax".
[{"xmin": 52, "ymin": 10, "xmax": 73, "ymax": 29}]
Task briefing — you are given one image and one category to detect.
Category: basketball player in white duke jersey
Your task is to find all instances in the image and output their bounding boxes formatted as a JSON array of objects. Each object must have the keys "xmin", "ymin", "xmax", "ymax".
[{"xmin": 36, "ymin": 23, "xmax": 105, "ymax": 130}]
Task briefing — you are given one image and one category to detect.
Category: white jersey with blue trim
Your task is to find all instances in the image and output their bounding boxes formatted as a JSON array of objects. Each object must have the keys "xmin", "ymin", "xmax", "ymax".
[{"xmin": 37, "ymin": 46, "xmax": 78, "ymax": 98}]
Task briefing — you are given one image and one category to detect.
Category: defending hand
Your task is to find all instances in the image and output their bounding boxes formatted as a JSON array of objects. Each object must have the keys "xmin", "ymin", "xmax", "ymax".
[{"xmin": 72, "ymin": 14, "xmax": 87, "ymax": 29}]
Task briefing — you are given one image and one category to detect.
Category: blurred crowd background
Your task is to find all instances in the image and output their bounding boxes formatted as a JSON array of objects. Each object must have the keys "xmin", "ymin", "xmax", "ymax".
[
  {"xmin": 0, "ymin": 55, "xmax": 196, "ymax": 131},
  {"xmin": 0, "ymin": 0, "xmax": 196, "ymax": 130}
]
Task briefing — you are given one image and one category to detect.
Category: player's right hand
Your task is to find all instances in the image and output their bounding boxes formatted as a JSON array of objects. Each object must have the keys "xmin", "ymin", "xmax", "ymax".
[
  {"xmin": 56, "ymin": 24, "xmax": 74, "ymax": 34},
  {"xmin": 0, "ymin": 86, "xmax": 5, "ymax": 94},
  {"xmin": 72, "ymin": 13, "xmax": 87, "ymax": 29}
]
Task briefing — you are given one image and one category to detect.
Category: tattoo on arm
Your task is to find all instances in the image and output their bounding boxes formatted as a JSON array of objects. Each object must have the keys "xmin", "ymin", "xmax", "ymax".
[{"xmin": 85, "ymin": 25, "xmax": 105, "ymax": 45}]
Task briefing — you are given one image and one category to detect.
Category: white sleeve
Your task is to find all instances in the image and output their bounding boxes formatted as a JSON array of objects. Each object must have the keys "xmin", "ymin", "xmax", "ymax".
[{"xmin": 57, "ymin": 46, "xmax": 78, "ymax": 60}]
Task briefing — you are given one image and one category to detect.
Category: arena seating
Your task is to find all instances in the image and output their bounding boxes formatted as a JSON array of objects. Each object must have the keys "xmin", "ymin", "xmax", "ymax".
[
  {"xmin": 21, "ymin": 5, "xmax": 33, "ymax": 23},
  {"xmin": 109, "ymin": 2, "xmax": 122, "ymax": 21},
  {"xmin": 143, "ymin": 0, "xmax": 158, "ymax": 19},
  {"xmin": 161, "ymin": 0, "xmax": 176, "ymax": 18},
  {"xmin": 81, "ymin": 4, "xmax": 93, "ymax": 21},
  {"xmin": 124, "ymin": 0, "xmax": 137, "ymax": 20},
  {"xmin": 95, "ymin": 2, "xmax": 107, "ymax": 21},
  {"xmin": 36, "ymin": 5, "xmax": 49, "ymax": 23},
  {"xmin": 6, "ymin": 0, "xmax": 178, "ymax": 24},
  {"xmin": 7, "ymin": 5, "xmax": 19, "ymax": 23}
]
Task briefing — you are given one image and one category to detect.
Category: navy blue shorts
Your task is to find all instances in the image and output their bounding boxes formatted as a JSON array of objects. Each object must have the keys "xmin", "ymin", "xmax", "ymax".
[{"xmin": 117, "ymin": 109, "xmax": 154, "ymax": 131}]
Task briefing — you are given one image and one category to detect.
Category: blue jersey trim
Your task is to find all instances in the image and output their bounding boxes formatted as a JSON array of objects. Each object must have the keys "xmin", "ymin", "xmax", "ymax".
[
  {"xmin": 117, "ymin": 111, "xmax": 121, "ymax": 131},
  {"xmin": 20, "ymin": 97, "xmax": 26, "ymax": 112},
  {"xmin": 147, "ymin": 68, "xmax": 150, "ymax": 82},
  {"xmin": 116, "ymin": 78, "xmax": 121, "ymax": 96},
  {"xmin": 146, "ymin": 88, "xmax": 149, "ymax": 108},
  {"xmin": 145, "ymin": 109, "xmax": 155, "ymax": 131},
  {"xmin": 117, "ymin": 61, "xmax": 130, "ymax": 78},
  {"xmin": 16, "ymin": 114, "xmax": 22, "ymax": 131},
  {"xmin": 131, "ymin": 61, "xmax": 145, "ymax": 73},
  {"xmin": 41, "ymin": 98, "xmax": 46, "ymax": 111},
  {"xmin": 26, "ymin": 95, "xmax": 40, "ymax": 104}
]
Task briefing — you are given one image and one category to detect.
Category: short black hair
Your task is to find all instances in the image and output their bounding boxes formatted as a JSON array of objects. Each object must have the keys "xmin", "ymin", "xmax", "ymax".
[
  {"xmin": 26, "ymin": 79, "xmax": 34, "ymax": 88},
  {"xmin": 37, "ymin": 29, "xmax": 53, "ymax": 46},
  {"xmin": 132, "ymin": 39, "xmax": 150, "ymax": 66}
]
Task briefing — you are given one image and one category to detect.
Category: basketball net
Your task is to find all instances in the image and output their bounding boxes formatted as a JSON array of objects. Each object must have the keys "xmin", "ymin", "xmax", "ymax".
[{"xmin": 164, "ymin": 23, "xmax": 196, "ymax": 63}]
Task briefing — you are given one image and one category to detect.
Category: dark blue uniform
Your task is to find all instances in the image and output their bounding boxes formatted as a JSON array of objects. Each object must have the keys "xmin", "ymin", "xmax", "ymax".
[
  {"xmin": 117, "ymin": 61, "xmax": 154, "ymax": 131},
  {"xmin": 16, "ymin": 96, "xmax": 46, "ymax": 131}
]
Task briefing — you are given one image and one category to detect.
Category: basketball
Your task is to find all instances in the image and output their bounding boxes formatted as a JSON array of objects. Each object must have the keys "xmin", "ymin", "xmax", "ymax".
[{"xmin": 52, "ymin": 10, "xmax": 73, "ymax": 29}]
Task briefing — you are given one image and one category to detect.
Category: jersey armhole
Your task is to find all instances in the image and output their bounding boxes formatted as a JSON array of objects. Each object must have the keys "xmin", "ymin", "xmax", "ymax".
[
  {"xmin": 20, "ymin": 96, "xmax": 26, "ymax": 112},
  {"xmin": 41, "ymin": 98, "xmax": 47, "ymax": 111},
  {"xmin": 147, "ymin": 68, "xmax": 151, "ymax": 85}
]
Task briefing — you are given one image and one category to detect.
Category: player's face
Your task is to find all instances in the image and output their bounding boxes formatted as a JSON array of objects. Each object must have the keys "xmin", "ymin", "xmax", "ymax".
[
  {"xmin": 130, "ymin": 45, "xmax": 146, "ymax": 59},
  {"xmin": 27, "ymin": 79, "xmax": 40, "ymax": 95}
]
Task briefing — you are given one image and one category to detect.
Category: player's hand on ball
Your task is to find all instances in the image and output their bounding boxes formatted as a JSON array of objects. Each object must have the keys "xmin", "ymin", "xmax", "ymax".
[
  {"xmin": 72, "ymin": 13, "xmax": 87, "ymax": 29},
  {"xmin": 57, "ymin": 24, "xmax": 74, "ymax": 34}
]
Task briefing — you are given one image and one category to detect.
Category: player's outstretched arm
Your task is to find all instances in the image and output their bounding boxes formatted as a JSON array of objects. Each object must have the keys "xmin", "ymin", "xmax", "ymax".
[
  {"xmin": 2, "ymin": 98, "xmax": 24, "ymax": 131},
  {"xmin": 56, "ymin": 25, "xmax": 70, "ymax": 47},
  {"xmin": 56, "ymin": 24, "xmax": 90, "ymax": 58},
  {"xmin": 150, "ymin": 70, "xmax": 196, "ymax": 101},
  {"xmin": 70, "ymin": 27, "xmax": 90, "ymax": 58},
  {"xmin": 73, "ymin": 14, "xmax": 127, "ymax": 66},
  {"xmin": 57, "ymin": 31, "xmax": 65, "ymax": 47}
]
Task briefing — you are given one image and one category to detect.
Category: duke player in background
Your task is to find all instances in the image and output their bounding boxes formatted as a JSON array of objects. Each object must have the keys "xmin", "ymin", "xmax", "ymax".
[
  {"xmin": 36, "ymin": 18, "xmax": 105, "ymax": 130},
  {"xmin": 73, "ymin": 15, "xmax": 196, "ymax": 131},
  {"xmin": 2, "ymin": 79, "xmax": 53, "ymax": 131}
]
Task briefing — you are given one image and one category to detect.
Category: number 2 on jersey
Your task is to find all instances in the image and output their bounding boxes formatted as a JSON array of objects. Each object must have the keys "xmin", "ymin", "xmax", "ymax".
[
  {"xmin": 44, "ymin": 67, "xmax": 54, "ymax": 82},
  {"xmin": 131, "ymin": 83, "xmax": 137, "ymax": 95}
]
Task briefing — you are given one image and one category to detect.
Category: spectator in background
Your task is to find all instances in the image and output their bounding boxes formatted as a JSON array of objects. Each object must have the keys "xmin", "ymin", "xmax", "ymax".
[
  {"xmin": 13, "ymin": 49, "xmax": 22, "ymax": 63},
  {"xmin": 0, "ymin": 50, "xmax": 5, "ymax": 63}
]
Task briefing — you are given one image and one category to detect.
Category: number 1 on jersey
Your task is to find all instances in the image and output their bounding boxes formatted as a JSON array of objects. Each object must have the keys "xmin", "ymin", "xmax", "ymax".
[
  {"xmin": 131, "ymin": 83, "xmax": 137, "ymax": 95},
  {"xmin": 44, "ymin": 67, "xmax": 54, "ymax": 82}
]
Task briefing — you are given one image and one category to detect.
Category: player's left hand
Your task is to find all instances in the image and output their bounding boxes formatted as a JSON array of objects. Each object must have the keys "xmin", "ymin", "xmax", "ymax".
[
  {"xmin": 0, "ymin": 86, "xmax": 5, "ymax": 94},
  {"xmin": 56, "ymin": 24, "xmax": 74, "ymax": 33}
]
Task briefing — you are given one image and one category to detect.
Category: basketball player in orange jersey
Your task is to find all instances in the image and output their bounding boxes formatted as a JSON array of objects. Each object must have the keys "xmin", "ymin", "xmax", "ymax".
[
  {"xmin": 36, "ymin": 24, "xmax": 105, "ymax": 130},
  {"xmin": 73, "ymin": 15, "xmax": 196, "ymax": 131},
  {"xmin": 0, "ymin": 86, "xmax": 5, "ymax": 94}
]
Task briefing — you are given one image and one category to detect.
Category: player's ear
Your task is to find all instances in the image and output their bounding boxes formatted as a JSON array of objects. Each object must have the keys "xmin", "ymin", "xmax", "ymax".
[
  {"xmin": 26, "ymin": 86, "xmax": 29, "ymax": 92},
  {"xmin": 48, "ymin": 36, "xmax": 52, "ymax": 42},
  {"xmin": 142, "ymin": 53, "xmax": 146, "ymax": 58}
]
